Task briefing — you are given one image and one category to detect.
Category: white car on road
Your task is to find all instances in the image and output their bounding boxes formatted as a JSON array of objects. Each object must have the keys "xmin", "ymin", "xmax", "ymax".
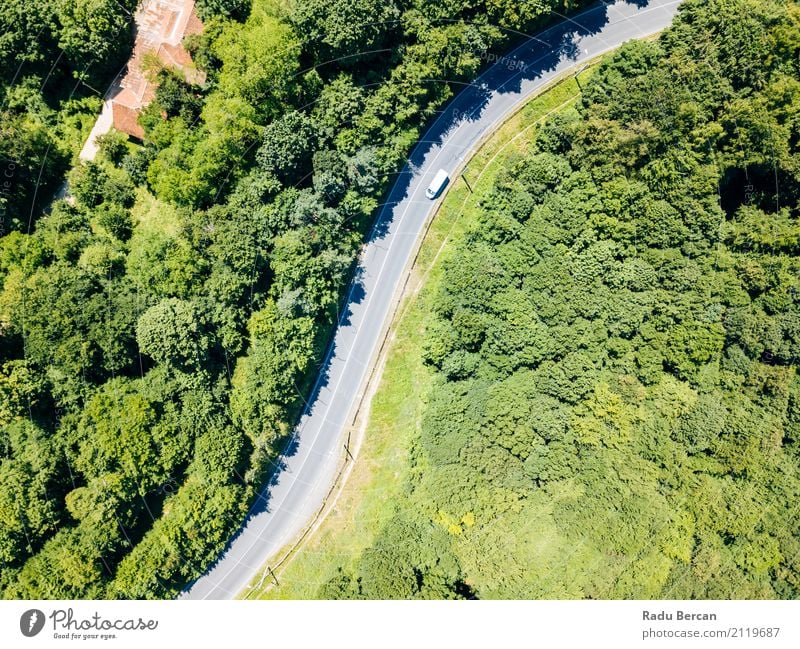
[{"xmin": 425, "ymin": 169, "xmax": 449, "ymax": 199}]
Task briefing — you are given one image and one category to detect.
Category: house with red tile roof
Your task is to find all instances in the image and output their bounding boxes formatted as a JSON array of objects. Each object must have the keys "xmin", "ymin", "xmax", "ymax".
[
  {"xmin": 112, "ymin": 0, "xmax": 205, "ymax": 140},
  {"xmin": 80, "ymin": 0, "xmax": 204, "ymax": 159}
]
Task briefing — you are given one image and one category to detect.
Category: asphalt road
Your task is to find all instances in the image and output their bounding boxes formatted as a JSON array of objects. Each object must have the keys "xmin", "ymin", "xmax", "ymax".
[{"xmin": 181, "ymin": 0, "xmax": 684, "ymax": 600}]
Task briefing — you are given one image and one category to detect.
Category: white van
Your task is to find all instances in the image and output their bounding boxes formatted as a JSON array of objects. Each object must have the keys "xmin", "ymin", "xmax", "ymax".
[{"xmin": 425, "ymin": 169, "xmax": 449, "ymax": 199}]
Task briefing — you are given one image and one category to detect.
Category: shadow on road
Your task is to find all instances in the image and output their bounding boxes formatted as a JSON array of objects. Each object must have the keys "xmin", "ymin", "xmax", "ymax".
[{"xmin": 366, "ymin": 0, "xmax": 619, "ymax": 244}]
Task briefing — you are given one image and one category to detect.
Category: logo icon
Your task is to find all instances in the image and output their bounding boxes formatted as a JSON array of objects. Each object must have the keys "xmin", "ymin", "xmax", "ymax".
[{"xmin": 20, "ymin": 609, "xmax": 45, "ymax": 637}]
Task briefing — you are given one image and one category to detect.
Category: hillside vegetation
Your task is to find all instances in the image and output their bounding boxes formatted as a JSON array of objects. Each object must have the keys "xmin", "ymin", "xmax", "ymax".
[
  {"xmin": 0, "ymin": 0, "xmax": 592, "ymax": 597},
  {"xmin": 320, "ymin": 0, "xmax": 800, "ymax": 599},
  {"xmin": 0, "ymin": 0, "xmax": 139, "ymax": 233}
]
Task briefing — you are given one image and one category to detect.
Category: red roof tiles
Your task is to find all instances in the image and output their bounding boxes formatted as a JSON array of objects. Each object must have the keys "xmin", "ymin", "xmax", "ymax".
[{"xmin": 111, "ymin": 0, "xmax": 206, "ymax": 139}]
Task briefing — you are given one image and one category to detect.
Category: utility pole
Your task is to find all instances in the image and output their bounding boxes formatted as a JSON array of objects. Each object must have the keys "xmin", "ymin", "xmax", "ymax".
[
  {"xmin": 461, "ymin": 173, "xmax": 473, "ymax": 193},
  {"xmin": 574, "ymin": 63, "xmax": 589, "ymax": 92},
  {"xmin": 344, "ymin": 431, "xmax": 354, "ymax": 461}
]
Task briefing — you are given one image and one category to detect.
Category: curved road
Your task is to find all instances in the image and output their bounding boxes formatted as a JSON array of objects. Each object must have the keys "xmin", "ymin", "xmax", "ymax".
[{"xmin": 181, "ymin": 0, "xmax": 683, "ymax": 600}]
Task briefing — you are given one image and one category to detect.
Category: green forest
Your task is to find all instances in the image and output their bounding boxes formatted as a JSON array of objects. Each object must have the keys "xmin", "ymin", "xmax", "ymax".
[
  {"xmin": 320, "ymin": 0, "xmax": 800, "ymax": 599},
  {"xmin": 0, "ymin": 0, "xmax": 139, "ymax": 233},
  {"xmin": 0, "ymin": 0, "xmax": 594, "ymax": 598}
]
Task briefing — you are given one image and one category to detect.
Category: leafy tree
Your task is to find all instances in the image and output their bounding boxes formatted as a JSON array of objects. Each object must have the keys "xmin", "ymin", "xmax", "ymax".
[
  {"xmin": 311, "ymin": 74, "xmax": 365, "ymax": 147},
  {"xmin": 346, "ymin": 146, "xmax": 383, "ymax": 195},
  {"xmin": 56, "ymin": 0, "xmax": 136, "ymax": 86},
  {"xmin": 195, "ymin": 0, "xmax": 252, "ymax": 22},
  {"xmin": 292, "ymin": 0, "xmax": 400, "ymax": 65},
  {"xmin": 312, "ymin": 150, "xmax": 348, "ymax": 204},
  {"xmin": 16, "ymin": 0, "xmax": 797, "ymax": 603},
  {"xmin": 0, "ymin": 420, "xmax": 63, "ymax": 567},
  {"xmin": 136, "ymin": 298, "xmax": 208, "ymax": 369},
  {"xmin": 193, "ymin": 423, "xmax": 246, "ymax": 483},
  {"xmin": 73, "ymin": 377, "xmax": 160, "ymax": 482},
  {"xmin": 0, "ymin": 110, "xmax": 69, "ymax": 233},
  {"xmin": 211, "ymin": 4, "xmax": 301, "ymax": 119},
  {"xmin": 256, "ymin": 112, "xmax": 318, "ymax": 185},
  {"xmin": 96, "ymin": 129, "xmax": 130, "ymax": 167},
  {"xmin": 0, "ymin": 1, "xmax": 55, "ymax": 82}
]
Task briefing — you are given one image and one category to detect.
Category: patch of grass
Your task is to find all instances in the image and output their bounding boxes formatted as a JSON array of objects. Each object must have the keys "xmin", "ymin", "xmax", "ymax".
[{"xmin": 248, "ymin": 64, "xmax": 597, "ymax": 600}]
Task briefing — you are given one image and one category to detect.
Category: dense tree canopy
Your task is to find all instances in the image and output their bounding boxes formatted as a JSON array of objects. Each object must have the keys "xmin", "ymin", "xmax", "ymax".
[
  {"xmin": 1, "ymin": 0, "xmax": 594, "ymax": 598},
  {"xmin": 291, "ymin": 0, "xmax": 400, "ymax": 65},
  {"xmin": 0, "ymin": 0, "xmax": 138, "ymax": 234},
  {"xmin": 195, "ymin": 0, "xmax": 252, "ymax": 22},
  {"xmin": 56, "ymin": 0, "xmax": 136, "ymax": 83},
  {"xmin": 6, "ymin": 0, "xmax": 797, "ymax": 602},
  {"xmin": 322, "ymin": 0, "xmax": 800, "ymax": 599}
]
